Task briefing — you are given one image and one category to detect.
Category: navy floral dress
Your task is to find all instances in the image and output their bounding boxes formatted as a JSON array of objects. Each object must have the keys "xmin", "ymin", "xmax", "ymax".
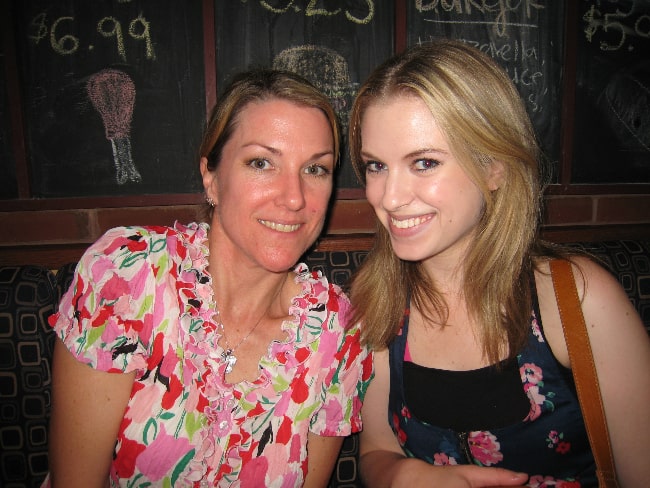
[{"xmin": 388, "ymin": 284, "xmax": 597, "ymax": 487}]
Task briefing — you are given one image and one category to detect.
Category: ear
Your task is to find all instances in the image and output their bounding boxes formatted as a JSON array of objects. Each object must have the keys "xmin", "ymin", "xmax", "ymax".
[
  {"xmin": 200, "ymin": 156, "xmax": 218, "ymax": 204},
  {"xmin": 486, "ymin": 159, "xmax": 506, "ymax": 191}
]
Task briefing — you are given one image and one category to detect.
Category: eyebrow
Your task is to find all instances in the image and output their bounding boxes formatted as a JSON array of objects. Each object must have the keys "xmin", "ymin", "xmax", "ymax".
[
  {"xmin": 243, "ymin": 143, "xmax": 334, "ymax": 161},
  {"xmin": 361, "ymin": 147, "xmax": 448, "ymax": 160}
]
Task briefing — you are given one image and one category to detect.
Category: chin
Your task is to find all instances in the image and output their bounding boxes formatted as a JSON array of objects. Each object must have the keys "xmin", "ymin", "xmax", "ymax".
[
  {"xmin": 262, "ymin": 251, "xmax": 306, "ymax": 273},
  {"xmin": 389, "ymin": 242, "xmax": 429, "ymax": 263}
]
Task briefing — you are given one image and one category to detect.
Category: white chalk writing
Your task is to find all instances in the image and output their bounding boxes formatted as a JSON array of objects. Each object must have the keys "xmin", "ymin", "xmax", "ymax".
[
  {"xmin": 28, "ymin": 12, "xmax": 156, "ymax": 61},
  {"xmin": 415, "ymin": 0, "xmax": 546, "ymax": 37},
  {"xmin": 251, "ymin": 0, "xmax": 374, "ymax": 24}
]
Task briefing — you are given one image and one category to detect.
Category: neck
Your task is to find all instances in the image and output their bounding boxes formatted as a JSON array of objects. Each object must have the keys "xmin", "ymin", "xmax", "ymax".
[{"xmin": 207, "ymin": 227, "xmax": 291, "ymax": 321}]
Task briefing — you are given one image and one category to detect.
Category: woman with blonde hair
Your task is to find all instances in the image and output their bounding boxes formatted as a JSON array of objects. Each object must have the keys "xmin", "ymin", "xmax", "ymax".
[{"xmin": 349, "ymin": 40, "xmax": 650, "ymax": 486}]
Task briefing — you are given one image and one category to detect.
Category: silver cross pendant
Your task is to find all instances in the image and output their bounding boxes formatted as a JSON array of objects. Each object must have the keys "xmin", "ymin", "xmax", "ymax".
[{"xmin": 221, "ymin": 348, "xmax": 237, "ymax": 374}]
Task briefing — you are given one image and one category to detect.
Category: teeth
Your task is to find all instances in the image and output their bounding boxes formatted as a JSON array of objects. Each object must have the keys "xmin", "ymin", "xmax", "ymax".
[
  {"xmin": 391, "ymin": 216, "xmax": 430, "ymax": 229},
  {"xmin": 259, "ymin": 220, "xmax": 300, "ymax": 232}
]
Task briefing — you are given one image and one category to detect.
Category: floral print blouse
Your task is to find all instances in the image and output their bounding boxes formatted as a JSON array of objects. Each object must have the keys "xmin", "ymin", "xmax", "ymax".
[
  {"xmin": 45, "ymin": 223, "xmax": 372, "ymax": 487},
  {"xmin": 388, "ymin": 283, "xmax": 596, "ymax": 487}
]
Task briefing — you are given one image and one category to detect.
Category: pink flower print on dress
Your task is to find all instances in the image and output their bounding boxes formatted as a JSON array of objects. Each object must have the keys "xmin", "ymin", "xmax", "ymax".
[
  {"xmin": 547, "ymin": 429, "xmax": 572, "ymax": 454},
  {"xmin": 135, "ymin": 424, "xmax": 192, "ymax": 481},
  {"xmin": 237, "ymin": 456, "xmax": 269, "ymax": 486},
  {"xmin": 468, "ymin": 431, "xmax": 503, "ymax": 466},
  {"xmin": 528, "ymin": 474, "xmax": 557, "ymax": 487},
  {"xmin": 524, "ymin": 384, "xmax": 545, "ymax": 421},
  {"xmin": 529, "ymin": 474, "xmax": 580, "ymax": 487},
  {"xmin": 547, "ymin": 430, "xmax": 560, "ymax": 447},
  {"xmin": 433, "ymin": 452, "xmax": 458, "ymax": 465},
  {"xmin": 521, "ymin": 362, "xmax": 544, "ymax": 390}
]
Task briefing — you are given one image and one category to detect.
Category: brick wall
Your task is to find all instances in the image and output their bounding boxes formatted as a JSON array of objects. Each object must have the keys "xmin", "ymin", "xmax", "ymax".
[{"xmin": 1, "ymin": 194, "xmax": 649, "ymax": 268}]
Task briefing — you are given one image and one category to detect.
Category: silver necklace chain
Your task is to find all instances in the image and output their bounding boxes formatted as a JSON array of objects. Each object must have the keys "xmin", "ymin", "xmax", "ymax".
[{"xmin": 217, "ymin": 281, "xmax": 284, "ymax": 374}]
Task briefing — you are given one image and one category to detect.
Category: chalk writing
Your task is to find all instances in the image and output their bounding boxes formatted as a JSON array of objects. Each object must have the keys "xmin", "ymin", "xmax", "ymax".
[
  {"xmin": 583, "ymin": 2, "xmax": 650, "ymax": 52},
  {"xmin": 251, "ymin": 0, "xmax": 374, "ymax": 24},
  {"xmin": 408, "ymin": 0, "xmax": 563, "ymax": 164},
  {"xmin": 459, "ymin": 38, "xmax": 545, "ymax": 112},
  {"xmin": 29, "ymin": 12, "xmax": 155, "ymax": 61},
  {"xmin": 415, "ymin": 0, "xmax": 546, "ymax": 37},
  {"xmin": 49, "ymin": 16, "xmax": 78, "ymax": 55},
  {"xmin": 87, "ymin": 69, "xmax": 142, "ymax": 185}
]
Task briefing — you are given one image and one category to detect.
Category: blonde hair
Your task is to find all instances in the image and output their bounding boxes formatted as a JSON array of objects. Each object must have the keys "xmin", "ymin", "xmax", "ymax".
[
  {"xmin": 199, "ymin": 69, "xmax": 340, "ymax": 220},
  {"xmin": 349, "ymin": 40, "xmax": 546, "ymax": 362}
]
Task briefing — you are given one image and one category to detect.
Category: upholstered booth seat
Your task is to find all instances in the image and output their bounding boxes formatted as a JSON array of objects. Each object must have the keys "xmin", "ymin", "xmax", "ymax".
[{"xmin": 0, "ymin": 266, "xmax": 57, "ymax": 488}]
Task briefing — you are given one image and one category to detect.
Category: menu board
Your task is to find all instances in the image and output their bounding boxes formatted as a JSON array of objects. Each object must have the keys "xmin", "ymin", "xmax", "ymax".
[
  {"xmin": 15, "ymin": 0, "xmax": 206, "ymax": 197},
  {"xmin": 573, "ymin": 0, "xmax": 650, "ymax": 183},
  {"xmin": 407, "ymin": 1, "xmax": 565, "ymax": 171},
  {"xmin": 215, "ymin": 0, "xmax": 393, "ymax": 189}
]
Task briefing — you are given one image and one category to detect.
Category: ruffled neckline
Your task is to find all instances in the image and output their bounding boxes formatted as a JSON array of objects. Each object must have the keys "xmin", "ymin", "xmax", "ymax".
[{"xmin": 171, "ymin": 221, "xmax": 333, "ymax": 483}]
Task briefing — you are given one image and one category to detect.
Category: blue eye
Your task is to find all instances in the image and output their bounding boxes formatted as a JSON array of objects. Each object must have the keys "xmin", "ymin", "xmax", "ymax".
[
  {"xmin": 414, "ymin": 159, "xmax": 439, "ymax": 171},
  {"xmin": 365, "ymin": 161, "xmax": 385, "ymax": 173}
]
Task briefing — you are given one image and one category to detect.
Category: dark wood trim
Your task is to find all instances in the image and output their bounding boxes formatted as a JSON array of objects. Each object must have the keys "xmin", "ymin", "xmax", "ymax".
[
  {"xmin": 335, "ymin": 187, "xmax": 365, "ymax": 199},
  {"xmin": 394, "ymin": 0, "xmax": 407, "ymax": 53},
  {"xmin": 0, "ymin": 193, "xmax": 204, "ymax": 211},
  {"xmin": 3, "ymin": 1, "xmax": 30, "ymax": 199},
  {"xmin": 540, "ymin": 224, "xmax": 650, "ymax": 243},
  {"xmin": 0, "ymin": 243, "xmax": 91, "ymax": 269},
  {"xmin": 558, "ymin": 0, "xmax": 578, "ymax": 186},
  {"xmin": 314, "ymin": 233, "xmax": 375, "ymax": 252},
  {"xmin": 545, "ymin": 183, "xmax": 650, "ymax": 195},
  {"xmin": 203, "ymin": 0, "xmax": 217, "ymax": 119},
  {"xmin": 3, "ymin": 224, "xmax": 648, "ymax": 270}
]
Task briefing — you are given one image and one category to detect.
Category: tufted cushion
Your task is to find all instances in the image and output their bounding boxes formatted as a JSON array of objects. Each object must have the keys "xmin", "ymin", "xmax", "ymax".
[
  {"xmin": 0, "ymin": 266, "xmax": 57, "ymax": 488},
  {"xmin": 304, "ymin": 249, "xmax": 370, "ymax": 291}
]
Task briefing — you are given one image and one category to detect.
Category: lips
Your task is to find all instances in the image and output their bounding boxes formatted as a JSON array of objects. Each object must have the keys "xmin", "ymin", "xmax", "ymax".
[
  {"xmin": 390, "ymin": 214, "xmax": 433, "ymax": 229},
  {"xmin": 259, "ymin": 220, "xmax": 301, "ymax": 232}
]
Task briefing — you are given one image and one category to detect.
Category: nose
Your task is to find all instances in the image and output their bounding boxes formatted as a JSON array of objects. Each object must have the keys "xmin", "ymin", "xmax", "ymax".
[
  {"xmin": 382, "ymin": 169, "xmax": 412, "ymax": 212},
  {"xmin": 277, "ymin": 173, "xmax": 306, "ymax": 211}
]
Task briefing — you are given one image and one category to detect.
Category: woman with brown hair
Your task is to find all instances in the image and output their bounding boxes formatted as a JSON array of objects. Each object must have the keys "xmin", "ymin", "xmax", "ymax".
[{"xmin": 45, "ymin": 69, "xmax": 372, "ymax": 487}]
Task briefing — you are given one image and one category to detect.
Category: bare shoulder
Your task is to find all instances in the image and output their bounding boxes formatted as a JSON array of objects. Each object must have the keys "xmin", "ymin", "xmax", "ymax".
[
  {"xmin": 533, "ymin": 254, "xmax": 645, "ymax": 367},
  {"xmin": 534, "ymin": 254, "xmax": 624, "ymax": 303}
]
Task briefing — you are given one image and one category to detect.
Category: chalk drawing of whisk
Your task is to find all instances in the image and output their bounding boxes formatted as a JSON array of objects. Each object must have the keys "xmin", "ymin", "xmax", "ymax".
[{"xmin": 87, "ymin": 69, "xmax": 142, "ymax": 185}]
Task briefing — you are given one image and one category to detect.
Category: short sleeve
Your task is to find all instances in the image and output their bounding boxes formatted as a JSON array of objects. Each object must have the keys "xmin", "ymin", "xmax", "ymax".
[
  {"xmin": 49, "ymin": 226, "xmax": 171, "ymax": 374},
  {"xmin": 309, "ymin": 291, "xmax": 374, "ymax": 436}
]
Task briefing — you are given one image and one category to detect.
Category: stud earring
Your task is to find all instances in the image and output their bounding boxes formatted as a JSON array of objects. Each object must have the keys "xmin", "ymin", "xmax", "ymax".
[{"xmin": 205, "ymin": 195, "xmax": 215, "ymax": 207}]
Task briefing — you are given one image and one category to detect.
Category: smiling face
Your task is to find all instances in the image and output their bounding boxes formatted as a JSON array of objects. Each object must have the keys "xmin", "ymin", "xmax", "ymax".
[
  {"xmin": 202, "ymin": 98, "xmax": 334, "ymax": 273},
  {"xmin": 361, "ymin": 95, "xmax": 500, "ymax": 267}
]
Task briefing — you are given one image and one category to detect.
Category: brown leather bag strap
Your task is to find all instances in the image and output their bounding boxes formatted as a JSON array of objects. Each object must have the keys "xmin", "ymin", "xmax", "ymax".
[{"xmin": 549, "ymin": 259, "xmax": 619, "ymax": 487}]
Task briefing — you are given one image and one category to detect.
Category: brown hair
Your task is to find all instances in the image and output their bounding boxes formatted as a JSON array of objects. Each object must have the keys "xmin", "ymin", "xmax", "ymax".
[{"xmin": 199, "ymin": 69, "xmax": 340, "ymax": 220}]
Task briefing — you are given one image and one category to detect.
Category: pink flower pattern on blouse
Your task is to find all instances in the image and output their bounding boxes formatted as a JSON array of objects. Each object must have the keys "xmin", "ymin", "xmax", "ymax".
[{"xmin": 45, "ymin": 223, "xmax": 372, "ymax": 487}]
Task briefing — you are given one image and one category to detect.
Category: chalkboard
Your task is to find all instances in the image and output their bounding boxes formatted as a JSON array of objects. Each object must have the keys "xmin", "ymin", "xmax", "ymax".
[
  {"xmin": 14, "ymin": 0, "xmax": 205, "ymax": 198},
  {"xmin": 215, "ymin": 0, "xmax": 393, "ymax": 189},
  {"xmin": 573, "ymin": 0, "xmax": 650, "ymax": 183},
  {"xmin": 406, "ymin": 1, "xmax": 565, "ymax": 173}
]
